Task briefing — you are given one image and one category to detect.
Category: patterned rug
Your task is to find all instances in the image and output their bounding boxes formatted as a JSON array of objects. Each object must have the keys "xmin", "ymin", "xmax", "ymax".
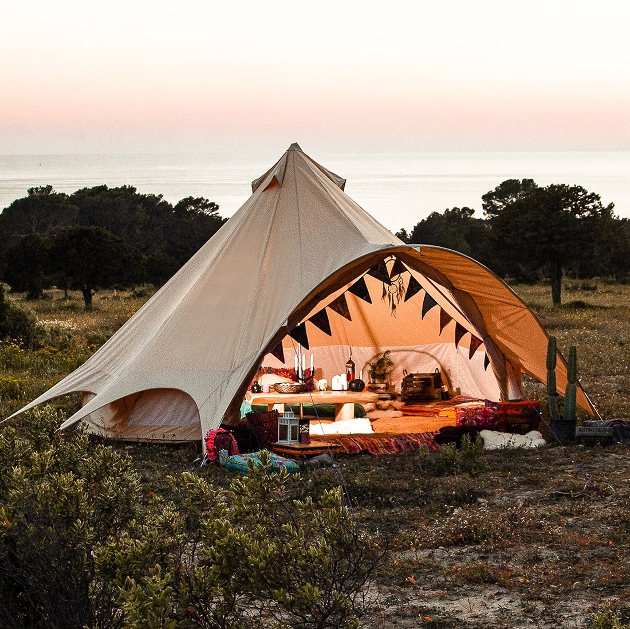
[{"xmin": 310, "ymin": 431, "xmax": 439, "ymax": 455}]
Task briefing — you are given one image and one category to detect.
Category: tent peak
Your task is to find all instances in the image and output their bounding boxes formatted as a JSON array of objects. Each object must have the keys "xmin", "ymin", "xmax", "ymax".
[{"xmin": 288, "ymin": 142, "xmax": 302, "ymax": 152}]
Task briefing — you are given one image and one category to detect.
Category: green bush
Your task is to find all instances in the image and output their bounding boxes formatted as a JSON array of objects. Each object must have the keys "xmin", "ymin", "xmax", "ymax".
[
  {"xmin": 34, "ymin": 320, "xmax": 76, "ymax": 350},
  {"xmin": 416, "ymin": 434, "xmax": 488, "ymax": 477},
  {"xmin": 1, "ymin": 418, "xmax": 382, "ymax": 629},
  {"xmin": 0, "ymin": 285, "xmax": 37, "ymax": 348},
  {"xmin": 592, "ymin": 604, "xmax": 630, "ymax": 629}
]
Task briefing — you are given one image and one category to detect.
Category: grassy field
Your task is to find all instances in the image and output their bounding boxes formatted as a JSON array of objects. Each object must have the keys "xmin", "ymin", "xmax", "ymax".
[{"xmin": 3, "ymin": 281, "xmax": 630, "ymax": 628}]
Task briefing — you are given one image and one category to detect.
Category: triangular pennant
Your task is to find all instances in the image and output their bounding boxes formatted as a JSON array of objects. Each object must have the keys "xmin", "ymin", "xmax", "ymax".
[
  {"xmin": 309, "ymin": 308, "xmax": 332, "ymax": 336},
  {"xmin": 288, "ymin": 323, "xmax": 309, "ymax": 350},
  {"xmin": 389, "ymin": 258, "xmax": 406, "ymax": 278},
  {"xmin": 454, "ymin": 322, "xmax": 467, "ymax": 348},
  {"xmin": 347, "ymin": 277, "xmax": 372, "ymax": 304},
  {"xmin": 271, "ymin": 342, "xmax": 285, "ymax": 364},
  {"xmin": 469, "ymin": 336, "xmax": 483, "ymax": 360},
  {"xmin": 422, "ymin": 292, "xmax": 438, "ymax": 319},
  {"xmin": 328, "ymin": 293, "xmax": 352, "ymax": 321},
  {"xmin": 439, "ymin": 309, "xmax": 453, "ymax": 335},
  {"xmin": 404, "ymin": 275, "xmax": 423, "ymax": 302},
  {"xmin": 484, "ymin": 353, "xmax": 490, "ymax": 370},
  {"xmin": 367, "ymin": 260, "xmax": 391, "ymax": 285}
]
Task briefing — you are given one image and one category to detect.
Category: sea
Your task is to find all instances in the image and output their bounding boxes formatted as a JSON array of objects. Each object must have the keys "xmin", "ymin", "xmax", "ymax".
[{"xmin": 1, "ymin": 151, "xmax": 629, "ymax": 233}]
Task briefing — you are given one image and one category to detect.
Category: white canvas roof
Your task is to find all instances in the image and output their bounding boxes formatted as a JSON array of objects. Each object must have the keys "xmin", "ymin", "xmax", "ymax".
[{"xmin": 10, "ymin": 143, "xmax": 593, "ymax": 443}]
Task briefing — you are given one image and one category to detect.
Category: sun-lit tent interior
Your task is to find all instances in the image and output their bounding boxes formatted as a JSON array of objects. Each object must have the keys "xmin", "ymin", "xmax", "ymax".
[{"xmin": 8, "ymin": 143, "xmax": 593, "ymax": 447}]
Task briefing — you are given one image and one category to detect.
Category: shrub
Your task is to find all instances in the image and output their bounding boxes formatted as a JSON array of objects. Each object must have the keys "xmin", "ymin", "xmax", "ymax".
[
  {"xmin": 0, "ymin": 422, "xmax": 382, "ymax": 629},
  {"xmin": 0, "ymin": 285, "xmax": 37, "ymax": 348},
  {"xmin": 416, "ymin": 434, "xmax": 488, "ymax": 477}
]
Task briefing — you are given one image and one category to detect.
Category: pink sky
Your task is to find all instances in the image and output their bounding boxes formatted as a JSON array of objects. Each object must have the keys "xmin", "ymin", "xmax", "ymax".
[{"xmin": 2, "ymin": 0, "xmax": 629, "ymax": 153}]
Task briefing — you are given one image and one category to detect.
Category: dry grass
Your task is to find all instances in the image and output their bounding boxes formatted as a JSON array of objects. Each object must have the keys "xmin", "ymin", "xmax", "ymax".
[{"xmin": 4, "ymin": 280, "xmax": 630, "ymax": 627}]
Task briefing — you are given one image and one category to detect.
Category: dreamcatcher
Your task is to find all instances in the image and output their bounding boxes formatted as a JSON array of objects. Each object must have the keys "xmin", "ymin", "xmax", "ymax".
[{"xmin": 368, "ymin": 256, "xmax": 406, "ymax": 316}]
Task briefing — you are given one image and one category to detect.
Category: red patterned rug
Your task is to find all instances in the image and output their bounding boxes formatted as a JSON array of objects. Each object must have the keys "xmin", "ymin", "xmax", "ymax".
[{"xmin": 310, "ymin": 431, "xmax": 439, "ymax": 455}]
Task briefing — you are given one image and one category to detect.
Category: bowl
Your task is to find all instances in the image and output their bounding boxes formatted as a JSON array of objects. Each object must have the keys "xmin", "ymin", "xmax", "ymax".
[{"xmin": 273, "ymin": 382, "xmax": 306, "ymax": 394}]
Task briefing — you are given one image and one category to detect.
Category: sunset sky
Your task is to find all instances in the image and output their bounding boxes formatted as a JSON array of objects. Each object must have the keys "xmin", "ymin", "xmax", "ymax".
[{"xmin": 1, "ymin": 0, "xmax": 629, "ymax": 154}]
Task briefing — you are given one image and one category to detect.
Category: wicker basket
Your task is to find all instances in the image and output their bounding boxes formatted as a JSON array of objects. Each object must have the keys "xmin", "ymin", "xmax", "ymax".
[{"xmin": 274, "ymin": 382, "xmax": 306, "ymax": 394}]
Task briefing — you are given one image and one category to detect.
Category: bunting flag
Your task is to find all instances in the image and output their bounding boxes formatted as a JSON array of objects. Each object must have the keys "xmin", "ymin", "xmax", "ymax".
[
  {"xmin": 454, "ymin": 322, "xmax": 467, "ymax": 348},
  {"xmin": 484, "ymin": 353, "xmax": 490, "ymax": 370},
  {"xmin": 439, "ymin": 309, "xmax": 453, "ymax": 335},
  {"xmin": 271, "ymin": 342, "xmax": 285, "ymax": 364},
  {"xmin": 367, "ymin": 260, "xmax": 391, "ymax": 285},
  {"xmin": 289, "ymin": 323, "xmax": 309, "ymax": 350},
  {"xmin": 389, "ymin": 258, "xmax": 406, "ymax": 279},
  {"xmin": 421, "ymin": 292, "xmax": 438, "ymax": 319},
  {"xmin": 328, "ymin": 293, "xmax": 352, "ymax": 321},
  {"xmin": 348, "ymin": 276, "xmax": 372, "ymax": 303},
  {"xmin": 404, "ymin": 275, "xmax": 423, "ymax": 302},
  {"xmin": 309, "ymin": 308, "xmax": 332, "ymax": 336},
  {"xmin": 469, "ymin": 336, "xmax": 483, "ymax": 360}
]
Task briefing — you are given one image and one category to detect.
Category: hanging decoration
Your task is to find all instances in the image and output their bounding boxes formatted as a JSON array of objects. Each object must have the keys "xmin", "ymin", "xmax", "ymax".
[
  {"xmin": 271, "ymin": 342, "xmax": 285, "ymax": 364},
  {"xmin": 289, "ymin": 322, "xmax": 309, "ymax": 350},
  {"xmin": 348, "ymin": 277, "xmax": 372, "ymax": 303},
  {"xmin": 469, "ymin": 336, "xmax": 483, "ymax": 360},
  {"xmin": 389, "ymin": 258, "xmax": 406, "ymax": 279},
  {"xmin": 328, "ymin": 293, "xmax": 352, "ymax": 321},
  {"xmin": 484, "ymin": 353, "xmax": 490, "ymax": 370},
  {"xmin": 421, "ymin": 292, "xmax": 438, "ymax": 319},
  {"xmin": 439, "ymin": 309, "xmax": 453, "ymax": 335},
  {"xmin": 309, "ymin": 308, "xmax": 332, "ymax": 336},
  {"xmin": 256, "ymin": 366, "xmax": 299, "ymax": 383},
  {"xmin": 367, "ymin": 260, "xmax": 392, "ymax": 285},
  {"xmin": 454, "ymin": 322, "xmax": 467, "ymax": 348},
  {"xmin": 404, "ymin": 275, "xmax": 423, "ymax": 302}
]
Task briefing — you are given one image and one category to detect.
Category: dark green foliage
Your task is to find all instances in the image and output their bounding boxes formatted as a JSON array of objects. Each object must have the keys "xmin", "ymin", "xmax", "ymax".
[
  {"xmin": 3, "ymin": 234, "xmax": 49, "ymax": 299},
  {"xmin": 0, "ymin": 407, "xmax": 142, "ymax": 629},
  {"xmin": 0, "ymin": 185, "xmax": 227, "ymax": 297},
  {"xmin": 546, "ymin": 335, "xmax": 557, "ymax": 371},
  {"xmin": 416, "ymin": 434, "xmax": 487, "ymax": 478},
  {"xmin": 48, "ymin": 226, "xmax": 143, "ymax": 307},
  {"xmin": 563, "ymin": 346, "xmax": 578, "ymax": 420},
  {"xmin": 401, "ymin": 207, "xmax": 490, "ymax": 266},
  {"xmin": 0, "ymin": 284, "xmax": 37, "ymax": 347},
  {"xmin": 483, "ymin": 183, "xmax": 625, "ymax": 304},
  {"xmin": 547, "ymin": 336, "xmax": 560, "ymax": 421},
  {"xmin": 0, "ymin": 186, "xmax": 79, "ymax": 252},
  {"xmin": 0, "ymin": 417, "xmax": 381, "ymax": 629}
]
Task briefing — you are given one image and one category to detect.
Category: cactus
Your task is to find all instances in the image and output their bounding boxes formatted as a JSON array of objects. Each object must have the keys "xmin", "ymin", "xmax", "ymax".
[
  {"xmin": 548, "ymin": 393, "xmax": 560, "ymax": 422},
  {"xmin": 547, "ymin": 336, "xmax": 560, "ymax": 421},
  {"xmin": 563, "ymin": 345, "xmax": 578, "ymax": 421},
  {"xmin": 546, "ymin": 336, "xmax": 557, "ymax": 371}
]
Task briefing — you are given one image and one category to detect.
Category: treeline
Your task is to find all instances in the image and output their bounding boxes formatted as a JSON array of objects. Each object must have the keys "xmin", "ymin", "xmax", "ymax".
[
  {"xmin": 2, "ymin": 178, "xmax": 629, "ymax": 308},
  {"xmin": 0, "ymin": 185, "xmax": 227, "ymax": 306},
  {"xmin": 396, "ymin": 179, "xmax": 630, "ymax": 304}
]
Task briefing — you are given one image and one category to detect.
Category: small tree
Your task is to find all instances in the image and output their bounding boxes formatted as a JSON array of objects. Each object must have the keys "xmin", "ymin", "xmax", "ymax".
[
  {"xmin": 3, "ymin": 234, "xmax": 49, "ymax": 299},
  {"xmin": 484, "ymin": 182, "xmax": 618, "ymax": 305},
  {"xmin": 48, "ymin": 226, "xmax": 142, "ymax": 307}
]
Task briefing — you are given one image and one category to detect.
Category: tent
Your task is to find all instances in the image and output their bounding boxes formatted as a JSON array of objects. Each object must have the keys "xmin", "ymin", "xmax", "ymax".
[{"xmin": 10, "ymin": 143, "xmax": 593, "ymax": 444}]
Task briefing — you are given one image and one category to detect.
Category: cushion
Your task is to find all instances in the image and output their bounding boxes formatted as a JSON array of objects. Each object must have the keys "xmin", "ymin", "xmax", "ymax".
[
  {"xmin": 310, "ymin": 416, "xmax": 374, "ymax": 435},
  {"xmin": 223, "ymin": 451, "xmax": 300, "ymax": 474}
]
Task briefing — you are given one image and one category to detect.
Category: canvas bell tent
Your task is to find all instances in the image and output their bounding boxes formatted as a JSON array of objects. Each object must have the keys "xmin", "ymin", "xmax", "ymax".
[{"xmin": 9, "ymin": 143, "xmax": 593, "ymax": 444}]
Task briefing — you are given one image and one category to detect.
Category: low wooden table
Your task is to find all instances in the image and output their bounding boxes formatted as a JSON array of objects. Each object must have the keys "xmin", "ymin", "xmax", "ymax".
[{"xmin": 246, "ymin": 390, "xmax": 379, "ymax": 422}]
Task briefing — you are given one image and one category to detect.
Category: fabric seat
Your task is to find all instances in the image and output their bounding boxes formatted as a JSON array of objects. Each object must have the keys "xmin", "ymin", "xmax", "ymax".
[{"xmin": 246, "ymin": 410, "xmax": 279, "ymax": 450}]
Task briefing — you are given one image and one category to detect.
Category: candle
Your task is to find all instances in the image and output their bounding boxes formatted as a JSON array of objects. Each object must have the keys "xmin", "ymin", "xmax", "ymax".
[
  {"xmin": 310, "ymin": 354, "xmax": 314, "ymax": 373},
  {"xmin": 302, "ymin": 354, "xmax": 306, "ymax": 374},
  {"xmin": 360, "ymin": 369, "xmax": 363, "ymax": 381},
  {"xmin": 294, "ymin": 354, "xmax": 298, "ymax": 374}
]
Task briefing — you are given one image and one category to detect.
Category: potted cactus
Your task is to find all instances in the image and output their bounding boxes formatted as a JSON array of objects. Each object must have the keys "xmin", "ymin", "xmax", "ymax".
[{"xmin": 547, "ymin": 336, "xmax": 578, "ymax": 442}]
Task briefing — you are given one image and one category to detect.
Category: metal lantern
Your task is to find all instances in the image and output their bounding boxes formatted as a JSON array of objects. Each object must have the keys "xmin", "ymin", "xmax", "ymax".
[{"xmin": 277, "ymin": 410, "xmax": 300, "ymax": 444}]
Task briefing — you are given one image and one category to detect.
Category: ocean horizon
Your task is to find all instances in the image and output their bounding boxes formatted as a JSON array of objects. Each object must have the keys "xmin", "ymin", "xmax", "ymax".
[{"xmin": 1, "ymin": 150, "xmax": 629, "ymax": 233}]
